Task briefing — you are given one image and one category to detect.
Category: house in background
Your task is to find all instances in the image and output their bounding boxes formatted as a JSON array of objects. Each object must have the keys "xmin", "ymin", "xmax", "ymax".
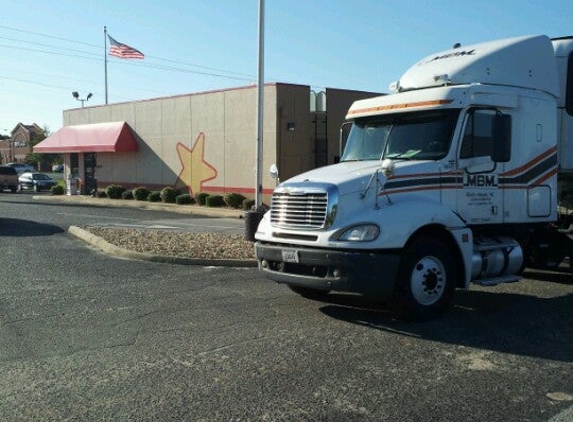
[
  {"xmin": 11, "ymin": 123, "xmax": 44, "ymax": 161},
  {"xmin": 0, "ymin": 123, "xmax": 44, "ymax": 165}
]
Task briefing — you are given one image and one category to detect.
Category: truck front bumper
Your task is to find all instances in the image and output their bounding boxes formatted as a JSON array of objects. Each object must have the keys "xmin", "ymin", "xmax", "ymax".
[{"xmin": 255, "ymin": 242, "xmax": 401, "ymax": 300}]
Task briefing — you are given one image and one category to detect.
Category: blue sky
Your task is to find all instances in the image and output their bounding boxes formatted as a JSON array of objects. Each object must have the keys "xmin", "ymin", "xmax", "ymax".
[{"xmin": 1, "ymin": 0, "xmax": 572, "ymax": 134}]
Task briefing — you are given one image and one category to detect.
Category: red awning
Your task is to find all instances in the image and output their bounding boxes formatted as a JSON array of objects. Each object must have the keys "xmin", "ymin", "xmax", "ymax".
[{"xmin": 33, "ymin": 122, "xmax": 139, "ymax": 153}]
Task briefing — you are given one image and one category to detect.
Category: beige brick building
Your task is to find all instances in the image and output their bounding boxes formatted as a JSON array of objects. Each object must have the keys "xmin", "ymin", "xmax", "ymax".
[{"xmin": 35, "ymin": 83, "xmax": 381, "ymax": 199}]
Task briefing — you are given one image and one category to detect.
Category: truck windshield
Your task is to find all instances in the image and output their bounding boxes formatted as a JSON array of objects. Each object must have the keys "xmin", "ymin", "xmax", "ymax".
[{"xmin": 341, "ymin": 109, "xmax": 460, "ymax": 162}]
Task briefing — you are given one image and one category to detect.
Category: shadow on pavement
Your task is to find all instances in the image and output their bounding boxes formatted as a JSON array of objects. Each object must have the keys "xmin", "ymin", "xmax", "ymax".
[
  {"xmin": 317, "ymin": 285, "xmax": 573, "ymax": 362},
  {"xmin": 0, "ymin": 198, "xmax": 116, "ymax": 210},
  {"xmin": 523, "ymin": 269, "xmax": 573, "ymax": 285},
  {"xmin": 0, "ymin": 218, "xmax": 65, "ymax": 237}
]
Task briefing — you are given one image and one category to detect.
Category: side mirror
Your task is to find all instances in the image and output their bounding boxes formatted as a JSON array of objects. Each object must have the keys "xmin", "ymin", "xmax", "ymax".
[
  {"xmin": 269, "ymin": 164, "xmax": 280, "ymax": 186},
  {"xmin": 491, "ymin": 114, "xmax": 511, "ymax": 163}
]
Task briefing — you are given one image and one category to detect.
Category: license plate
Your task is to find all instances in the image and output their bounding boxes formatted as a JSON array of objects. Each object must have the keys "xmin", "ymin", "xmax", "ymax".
[{"xmin": 282, "ymin": 249, "xmax": 299, "ymax": 263}]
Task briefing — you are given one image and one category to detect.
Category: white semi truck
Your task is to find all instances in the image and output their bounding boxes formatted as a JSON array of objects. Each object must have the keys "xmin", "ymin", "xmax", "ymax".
[{"xmin": 254, "ymin": 35, "xmax": 573, "ymax": 320}]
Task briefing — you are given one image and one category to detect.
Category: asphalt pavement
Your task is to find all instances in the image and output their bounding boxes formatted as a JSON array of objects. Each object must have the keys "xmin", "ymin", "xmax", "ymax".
[{"xmin": 0, "ymin": 193, "xmax": 571, "ymax": 421}]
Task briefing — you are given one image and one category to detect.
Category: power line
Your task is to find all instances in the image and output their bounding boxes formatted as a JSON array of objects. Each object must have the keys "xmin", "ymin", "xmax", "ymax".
[
  {"xmin": 0, "ymin": 41, "xmax": 254, "ymax": 83},
  {"xmin": 0, "ymin": 24, "xmax": 256, "ymax": 80},
  {"xmin": 109, "ymin": 59, "xmax": 253, "ymax": 81},
  {"xmin": 0, "ymin": 35, "xmax": 101, "ymax": 57},
  {"xmin": 0, "ymin": 24, "xmax": 100, "ymax": 48},
  {"xmin": 146, "ymin": 55, "xmax": 255, "ymax": 79},
  {"xmin": 0, "ymin": 73, "xmax": 179, "ymax": 101},
  {"xmin": 0, "ymin": 43, "xmax": 100, "ymax": 61}
]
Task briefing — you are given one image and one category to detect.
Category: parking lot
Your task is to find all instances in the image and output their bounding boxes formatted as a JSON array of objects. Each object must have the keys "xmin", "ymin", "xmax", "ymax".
[{"xmin": 0, "ymin": 195, "xmax": 571, "ymax": 421}]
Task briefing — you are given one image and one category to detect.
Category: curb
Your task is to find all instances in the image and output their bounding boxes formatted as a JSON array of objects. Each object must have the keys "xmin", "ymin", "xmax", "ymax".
[
  {"xmin": 68, "ymin": 226, "xmax": 258, "ymax": 267},
  {"xmin": 33, "ymin": 195, "xmax": 245, "ymax": 219}
]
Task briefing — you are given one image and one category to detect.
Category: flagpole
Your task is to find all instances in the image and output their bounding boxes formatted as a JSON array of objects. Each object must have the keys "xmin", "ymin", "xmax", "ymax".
[{"xmin": 104, "ymin": 26, "xmax": 108, "ymax": 105}]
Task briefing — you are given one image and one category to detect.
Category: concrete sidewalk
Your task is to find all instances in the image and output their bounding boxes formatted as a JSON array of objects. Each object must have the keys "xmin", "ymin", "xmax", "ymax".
[{"xmin": 33, "ymin": 194, "xmax": 246, "ymax": 219}]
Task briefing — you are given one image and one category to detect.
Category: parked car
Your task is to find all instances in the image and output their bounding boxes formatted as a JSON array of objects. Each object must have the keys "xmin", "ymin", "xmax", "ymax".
[
  {"xmin": 0, "ymin": 166, "xmax": 19, "ymax": 193},
  {"xmin": 52, "ymin": 164, "xmax": 64, "ymax": 172},
  {"xmin": 18, "ymin": 172, "xmax": 58, "ymax": 192},
  {"xmin": 5, "ymin": 162, "xmax": 35, "ymax": 174}
]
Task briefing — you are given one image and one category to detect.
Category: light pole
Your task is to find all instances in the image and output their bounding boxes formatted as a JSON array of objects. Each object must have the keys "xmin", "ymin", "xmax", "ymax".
[
  {"xmin": 245, "ymin": 0, "xmax": 266, "ymax": 241},
  {"xmin": 255, "ymin": 0, "xmax": 264, "ymax": 211},
  {"xmin": 72, "ymin": 91, "xmax": 93, "ymax": 108}
]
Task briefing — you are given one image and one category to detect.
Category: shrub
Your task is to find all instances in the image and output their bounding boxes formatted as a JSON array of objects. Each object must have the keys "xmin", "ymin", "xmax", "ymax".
[
  {"xmin": 51, "ymin": 185, "xmax": 64, "ymax": 195},
  {"xmin": 194, "ymin": 192, "xmax": 209, "ymax": 206},
  {"xmin": 96, "ymin": 190, "xmax": 107, "ymax": 198},
  {"xmin": 148, "ymin": 191, "xmax": 161, "ymax": 202},
  {"xmin": 224, "ymin": 192, "xmax": 246, "ymax": 209},
  {"xmin": 105, "ymin": 184, "xmax": 126, "ymax": 199},
  {"xmin": 160, "ymin": 187, "xmax": 178, "ymax": 204},
  {"xmin": 242, "ymin": 198, "xmax": 255, "ymax": 210},
  {"xmin": 133, "ymin": 187, "xmax": 150, "ymax": 201},
  {"xmin": 205, "ymin": 194, "xmax": 225, "ymax": 207},
  {"xmin": 175, "ymin": 194, "xmax": 194, "ymax": 205},
  {"xmin": 122, "ymin": 190, "xmax": 134, "ymax": 200}
]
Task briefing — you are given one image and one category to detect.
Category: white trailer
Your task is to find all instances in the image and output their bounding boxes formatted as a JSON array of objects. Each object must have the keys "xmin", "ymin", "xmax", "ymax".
[{"xmin": 255, "ymin": 35, "xmax": 573, "ymax": 320}]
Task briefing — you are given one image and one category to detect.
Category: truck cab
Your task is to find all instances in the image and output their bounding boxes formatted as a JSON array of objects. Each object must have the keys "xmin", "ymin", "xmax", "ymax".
[{"xmin": 255, "ymin": 35, "xmax": 573, "ymax": 320}]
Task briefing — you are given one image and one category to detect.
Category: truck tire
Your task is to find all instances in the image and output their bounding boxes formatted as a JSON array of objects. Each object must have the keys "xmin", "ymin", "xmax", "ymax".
[
  {"xmin": 393, "ymin": 236, "xmax": 456, "ymax": 321},
  {"xmin": 288, "ymin": 285, "xmax": 330, "ymax": 300}
]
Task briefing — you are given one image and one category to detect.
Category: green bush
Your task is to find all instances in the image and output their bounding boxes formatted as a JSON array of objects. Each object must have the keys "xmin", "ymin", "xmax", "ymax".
[
  {"xmin": 148, "ymin": 191, "xmax": 161, "ymax": 202},
  {"xmin": 194, "ymin": 192, "xmax": 209, "ymax": 206},
  {"xmin": 122, "ymin": 190, "xmax": 134, "ymax": 200},
  {"xmin": 105, "ymin": 184, "xmax": 126, "ymax": 199},
  {"xmin": 242, "ymin": 198, "xmax": 255, "ymax": 210},
  {"xmin": 160, "ymin": 187, "xmax": 178, "ymax": 204},
  {"xmin": 205, "ymin": 194, "xmax": 225, "ymax": 207},
  {"xmin": 96, "ymin": 190, "xmax": 107, "ymax": 198},
  {"xmin": 175, "ymin": 194, "xmax": 194, "ymax": 205},
  {"xmin": 51, "ymin": 185, "xmax": 64, "ymax": 195},
  {"xmin": 224, "ymin": 192, "xmax": 246, "ymax": 209},
  {"xmin": 133, "ymin": 187, "xmax": 150, "ymax": 201}
]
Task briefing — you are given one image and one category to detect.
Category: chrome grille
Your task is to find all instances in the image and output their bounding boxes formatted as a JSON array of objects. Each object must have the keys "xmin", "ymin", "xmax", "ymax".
[{"xmin": 271, "ymin": 190, "xmax": 328, "ymax": 229}]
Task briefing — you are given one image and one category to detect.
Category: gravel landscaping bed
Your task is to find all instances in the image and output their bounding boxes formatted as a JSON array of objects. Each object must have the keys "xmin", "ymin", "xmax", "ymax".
[{"xmin": 84, "ymin": 226, "xmax": 256, "ymax": 260}]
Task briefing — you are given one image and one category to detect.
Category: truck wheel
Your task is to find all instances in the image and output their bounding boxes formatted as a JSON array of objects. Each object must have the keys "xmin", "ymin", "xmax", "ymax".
[
  {"xmin": 393, "ymin": 237, "xmax": 456, "ymax": 321},
  {"xmin": 288, "ymin": 285, "xmax": 330, "ymax": 300}
]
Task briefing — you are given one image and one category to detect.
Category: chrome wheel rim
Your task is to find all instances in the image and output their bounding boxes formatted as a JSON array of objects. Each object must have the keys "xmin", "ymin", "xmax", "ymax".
[{"xmin": 410, "ymin": 256, "xmax": 446, "ymax": 306}]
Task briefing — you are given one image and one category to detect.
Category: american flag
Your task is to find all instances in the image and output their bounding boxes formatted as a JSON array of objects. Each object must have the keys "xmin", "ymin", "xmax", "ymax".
[{"xmin": 107, "ymin": 34, "xmax": 144, "ymax": 59}]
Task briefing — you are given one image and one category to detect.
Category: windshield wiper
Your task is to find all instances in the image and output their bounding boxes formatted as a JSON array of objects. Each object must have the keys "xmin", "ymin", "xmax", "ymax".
[{"xmin": 384, "ymin": 150, "xmax": 422, "ymax": 160}]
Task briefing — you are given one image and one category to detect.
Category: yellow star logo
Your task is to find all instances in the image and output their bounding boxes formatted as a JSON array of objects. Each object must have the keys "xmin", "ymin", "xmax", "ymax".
[{"xmin": 176, "ymin": 132, "xmax": 217, "ymax": 195}]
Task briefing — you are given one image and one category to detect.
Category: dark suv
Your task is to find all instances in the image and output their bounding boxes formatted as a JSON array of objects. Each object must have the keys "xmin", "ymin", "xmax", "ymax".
[{"xmin": 0, "ymin": 166, "xmax": 18, "ymax": 193}]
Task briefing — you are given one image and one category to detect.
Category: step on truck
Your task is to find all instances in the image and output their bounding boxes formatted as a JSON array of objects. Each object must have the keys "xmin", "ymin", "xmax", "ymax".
[{"xmin": 254, "ymin": 35, "xmax": 573, "ymax": 320}]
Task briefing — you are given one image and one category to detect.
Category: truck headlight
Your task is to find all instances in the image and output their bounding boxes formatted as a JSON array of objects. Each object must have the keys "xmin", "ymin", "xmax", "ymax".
[{"xmin": 336, "ymin": 224, "xmax": 380, "ymax": 242}]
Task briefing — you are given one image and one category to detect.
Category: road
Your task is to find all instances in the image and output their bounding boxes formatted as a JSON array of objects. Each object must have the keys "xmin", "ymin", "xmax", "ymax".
[{"xmin": 0, "ymin": 194, "xmax": 572, "ymax": 421}]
